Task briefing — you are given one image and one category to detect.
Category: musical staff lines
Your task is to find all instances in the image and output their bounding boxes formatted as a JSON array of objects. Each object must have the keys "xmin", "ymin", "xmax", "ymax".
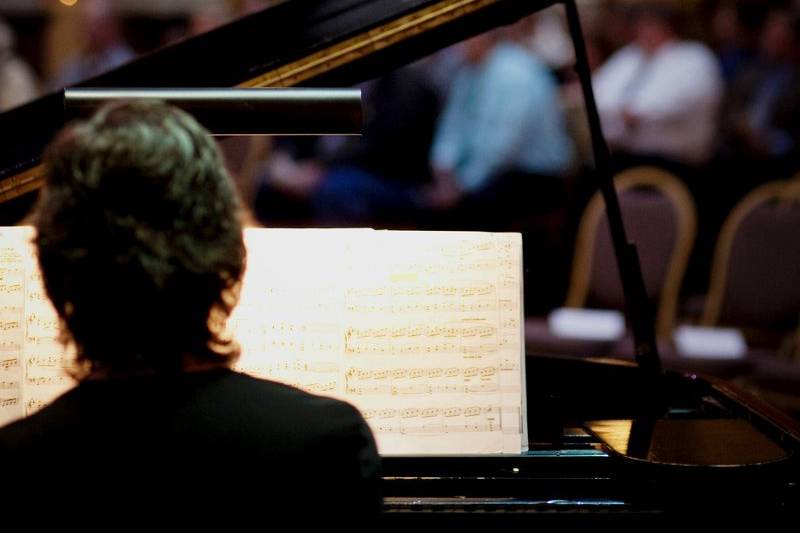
[
  {"xmin": 0, "ymin": 231, "xmax": 28, "ymax": 424},
  {"xmin": 0, "ymin": 227, "xmax": 76, "ymax": 424},
  {"xmin": 361, "ymin": 405, "xmax": 521, "ymax": 436},
  {"xmin": 230, "ymin": 229, "xmax": 526, "ymax": 454}
]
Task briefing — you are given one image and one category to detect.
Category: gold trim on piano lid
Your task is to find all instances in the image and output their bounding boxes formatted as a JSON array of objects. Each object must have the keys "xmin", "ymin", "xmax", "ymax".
[
  {"xmin": 0, "ymin": 0, "xmax": 501, "ymax": 202},
  {"xmin": 238, "ymin": 0, "xmax": 500, "ymax": 88},
  {"xmin": 0, "ymin": 164, "xmax": 45, "ymax": 203}
]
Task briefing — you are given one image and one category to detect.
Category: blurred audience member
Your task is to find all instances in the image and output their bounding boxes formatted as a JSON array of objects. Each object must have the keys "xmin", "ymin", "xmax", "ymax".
[
  {"xmin": 427, "ymin": 24, "xmax": 575, "ymax": 223},
  {"xmin": 562, "ymin": 31, "xmax": 607, "ymax": 167},
  {"xmin": 426, "ymin": 23, "xmax": 576, "ymax": 313},
  {"xmin": 51, "ymin": 0, "xmax": 134, "ymax": 88},
  {"xmin": 709, "ymin": 1, "xmax": 763, "ymax": 82},
  {"xmin": 313, "ymin": 67, "xmax": 441, "ymax": 225},
  {"xmin": 0, "ymin": 18, "xmax": 39, "ymax": 112},
  {"xmin": 527, "ymin": 8, "xmax": 574, "ymax": 72},
  {"xmin": 718, "ymin": 6, "xmax": 800, "ymax": 178},
  {"xmin": 189, "ymin": 0, "xmax": 236, "ymax": 36},
  {"xmin": 593, "ymin": 6, "xmax": 723, "ymax": 167},
  {"xmin": 255, "ymin": 63, "xmax": 441, "ymax": 226},
  {"xmin": 416, "ymin": 46, "xmax": 464, "ymax": 102}
]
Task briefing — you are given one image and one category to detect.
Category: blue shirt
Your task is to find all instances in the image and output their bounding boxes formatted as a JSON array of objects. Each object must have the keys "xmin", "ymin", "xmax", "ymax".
[{"xmin": 431, "ymin": 42, "xmax": 574, "ymax": 192}]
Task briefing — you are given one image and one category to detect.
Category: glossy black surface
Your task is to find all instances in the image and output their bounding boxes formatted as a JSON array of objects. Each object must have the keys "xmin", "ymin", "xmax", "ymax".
[{"xmin": 587, "ymin": 418, "xmax": 789, "ymax": 466}]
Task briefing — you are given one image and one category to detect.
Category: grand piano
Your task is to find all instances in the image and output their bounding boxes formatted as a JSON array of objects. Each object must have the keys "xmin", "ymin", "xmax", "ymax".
[{"xmin": 0, "ymin": 0, "xmax": 798, "ymax": 521}]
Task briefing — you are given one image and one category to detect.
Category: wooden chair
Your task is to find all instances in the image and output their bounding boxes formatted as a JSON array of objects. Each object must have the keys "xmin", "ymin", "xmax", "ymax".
[
  {"xmin": 701, "ymin": 176, "xmax": 800, "ymax": 332},
  {"xmin": 526, "ymin": 166, "xmax": 697, "ymax": 356},
  {"xmin": 698, "ymin": 174, "xmax": 800, "ymax": 413}
]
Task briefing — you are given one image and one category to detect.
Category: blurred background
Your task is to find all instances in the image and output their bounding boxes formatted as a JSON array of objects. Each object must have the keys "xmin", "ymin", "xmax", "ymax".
[{"xmin": 1, "ymin": 0, "xmax": 799, "ymax": 415}]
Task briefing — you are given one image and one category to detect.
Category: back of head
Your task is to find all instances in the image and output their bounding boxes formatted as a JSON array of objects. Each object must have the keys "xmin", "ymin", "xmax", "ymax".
[
  {"xmin": 36, "ymin": 100, "xmax": 245, "ymax": 376},
  {"xmin": 630, "ymin": 4, "xmax": 685, "ymax": 53}
]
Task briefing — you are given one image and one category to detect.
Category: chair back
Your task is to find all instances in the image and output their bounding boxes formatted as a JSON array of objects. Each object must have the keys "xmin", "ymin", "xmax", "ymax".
[
  {"xmin": 566, "ymin": 167, "xmax": 697, "ymax": 338},
  {"xmin": 701, "ymin": 177, "xmax": 800, "ymax": 330}
]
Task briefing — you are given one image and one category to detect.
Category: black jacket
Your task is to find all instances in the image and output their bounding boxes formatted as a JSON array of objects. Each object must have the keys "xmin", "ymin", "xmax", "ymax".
[{"xmin": 0, "ymin": 369, "xmax": 382, "ymax": 523}]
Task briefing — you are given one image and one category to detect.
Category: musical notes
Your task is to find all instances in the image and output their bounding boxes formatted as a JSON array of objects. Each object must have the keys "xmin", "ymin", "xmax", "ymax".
[
  {"xmin": 25, "ymin": 398, "xmax": 48, "ymax": 415},
  {"xmin": 0, "ymin": 282, "xmax": 22, "ymax": 294},
  {"xmin": 230, "ymin": 228, "xmax": 526, "ymax": 454},
  {"xmin": 345, "ymin": 365, "xmax": 502, "ymax": 381},
  {"xmin": 0, "ymin": 396, "xmax": 19, "ymax": 408},
  {"xmin": 345, "ymin": 300, "xmax": 499, "ymax": 314},
  {"xmin": 345, "ymin": 323, "xmax": 497, "ymax": 340},
  {"xmin": 0, "ymin": 227, "xmax": 76, "ymax": 425},
  {"xmin": 361, "ymin": 404, "xmax": 506, "ymax": 435},
  {"xmin": 25, "ymin": 355, "xmax": 69, "ymax": 369},
  {"xmin": 346, "ymin": 282, "xmax": 496, "ymax": 298},
  {"xmin": 25, "ymin": 289, "xmax": 49, "ymax": 302},
  {"xmin": 0, "ymin": 357, "xmax": 19, "ymax": 370},
  {"xmin": 25, "ymin": 375, "xmax": 72, "ymax": 387},
  {"xmin": 26, "ymin": 314, "xmax": 59, "ymax": 330},
  {"xmin": 0, "ymin": 232, "xmax": 27, "ymax": 425},
  {"xmin": 343, "ymin": 363, "xmax": 520, "ymax": 398}
]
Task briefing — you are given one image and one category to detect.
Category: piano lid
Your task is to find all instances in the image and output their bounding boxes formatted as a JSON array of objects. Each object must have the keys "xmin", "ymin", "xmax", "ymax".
[{"xmin": 0, "ymin": 0, "xmax": 556, "ymax": 205}]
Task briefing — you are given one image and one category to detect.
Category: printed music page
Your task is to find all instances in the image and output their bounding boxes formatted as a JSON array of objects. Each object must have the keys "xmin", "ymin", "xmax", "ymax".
[
  {"xmin": 0, "ymin": 228, "xmax": 27, "ymax": 426},
  {"xmin": 232, "ymin": 228, "xmax": 526, "ymax": 455},
  {"xmin": 21, "ymin": 235, "xmax": 73, "ymax": 417},
  {"xmin": 0, "ymin": 227, "xmax": 74, "ymax": 426}
]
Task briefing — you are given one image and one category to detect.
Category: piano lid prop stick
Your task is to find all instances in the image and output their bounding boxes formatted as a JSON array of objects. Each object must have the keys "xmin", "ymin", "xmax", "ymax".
[{"xmin": 563, "ymin": 0, "xmax": 663, "ymax": 380}]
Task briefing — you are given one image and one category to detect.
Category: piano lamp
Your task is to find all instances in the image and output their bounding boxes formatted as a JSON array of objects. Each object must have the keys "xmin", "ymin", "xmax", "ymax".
[{"xmin": 63, "ymin": 88, "xmax": 363, "ymax": 136}]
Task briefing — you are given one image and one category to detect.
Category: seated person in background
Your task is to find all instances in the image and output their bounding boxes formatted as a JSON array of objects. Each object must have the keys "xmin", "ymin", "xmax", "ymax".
[
  {"xmin": 428, "ymin": 20, "xmax": 575, "ymax": 312},
  {"xmin": 0, "ymin": 100, "xmax": 381, "ymax": 521},
  {"xmin": 592, "ymin": 5, "xmax": 723, "ymax": 168},
  {"xmin": 687, "ymin": 7, "xmax": 800, "ymax": 298},
  {"xmin": 718, "ymin": 6, "xmax": 800, "ymax": 181},
  {"xmin": 0, "ymin": 17, "xmax": 39, "ymax": 111},
  {"xmin": 50, "ymin": 0, "xmax": 135, "ymax": 89},
  {"xmin": 427, "ymin": 20, "xmax": 575, "ymax": 228},
  {"xmin": 708, "ymin": 1, "xmax": 763, "ymax": 83},
  {"xmin": 255, "ymin": 63, "xmax": 441, "ymax": 227}
]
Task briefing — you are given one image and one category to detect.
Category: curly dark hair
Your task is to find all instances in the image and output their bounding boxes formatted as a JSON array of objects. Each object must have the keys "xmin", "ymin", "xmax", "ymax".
[{"xmin": 35, "ymin": 99, "xmax": 245, "ymax": 376}]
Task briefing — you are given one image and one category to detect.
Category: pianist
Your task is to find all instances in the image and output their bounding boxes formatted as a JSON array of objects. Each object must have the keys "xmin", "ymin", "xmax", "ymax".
[{"xmin": 0, "ymin": 100, "xmax": 381, "ymax": 520}]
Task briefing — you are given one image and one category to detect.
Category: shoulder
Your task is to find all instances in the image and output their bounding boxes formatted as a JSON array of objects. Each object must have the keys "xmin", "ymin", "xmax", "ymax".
[
  {"xmin": 213, "ymin": 371, "xmax": 371, "ymax": 436},
  {"xmin": 601, "ymin": 44, "xmax": 644, "ymax": 70},
  {"xmin": 223, "ymin": 373, "xmax": 381, "ymax": 494},
  {"xmin": 664, "ymin": 41, "xmax": 719, "ymax": 69},
  {"xmin": 487, "ymin": 44, "xmax": 554, "ymax": 88},
  {"xmin": 489, "ymin": 44, "xmax": 538, "ymax": 73},
  {"xmin": 216, "ymin": 370, "xmax": 353, "ymax": 410},
  {"xmin": 0, "ymin": 387, "xmax": 81, "ymax": 451},
  {"xmin": 594, "ymin": 44, "xmax": 643, "ymax": 87}
]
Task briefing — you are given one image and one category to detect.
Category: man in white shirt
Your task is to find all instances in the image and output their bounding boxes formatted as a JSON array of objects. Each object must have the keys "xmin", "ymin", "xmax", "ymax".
[{"xmin": 593, "ymin": 7, "xmax": 723, "ymax": 166}]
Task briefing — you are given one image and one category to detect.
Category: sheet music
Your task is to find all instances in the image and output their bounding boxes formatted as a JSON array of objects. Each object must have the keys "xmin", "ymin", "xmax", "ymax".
[
  {"xmin": 22, "ymin": 245, "xmax": 73, "ymax": 417},
  {"xmin": 230, "ymin": 229, "xmax": 357, "ymax": 397},
  {"xmin": 0, "ymin": 227, "xmax": 527, "ymax": 455},
  {"xmin": 0, "ymin": 227, "xmax": 74, "ymax": 426},
  {"xmin": 232, "ymin": 229, "xmax": 526, "ymax": 454},
  {"xmin": 0, "ymin": 229, "xmax": 26, "ymax": 426}
]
